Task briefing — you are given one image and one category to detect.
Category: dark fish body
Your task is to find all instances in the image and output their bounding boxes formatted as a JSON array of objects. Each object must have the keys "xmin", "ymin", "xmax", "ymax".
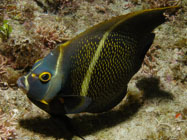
[{"xmin": 17, "ymin": 6, "xmax": 179, "ymax": 115}]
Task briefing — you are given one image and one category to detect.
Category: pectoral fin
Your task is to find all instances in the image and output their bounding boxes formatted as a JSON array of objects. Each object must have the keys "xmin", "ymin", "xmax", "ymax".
[{"xmin": 59, "ymin": 95, "xmax": 92, "ymax": 114}]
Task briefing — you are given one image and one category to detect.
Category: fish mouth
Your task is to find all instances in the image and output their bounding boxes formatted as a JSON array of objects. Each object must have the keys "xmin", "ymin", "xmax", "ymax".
[{"xmin": 17, "ymin": 76, "xmax": 28, "ymax": 94}]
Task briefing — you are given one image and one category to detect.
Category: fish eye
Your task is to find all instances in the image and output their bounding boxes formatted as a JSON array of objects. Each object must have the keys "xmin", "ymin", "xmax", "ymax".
[{"xmin": 39, "ymin": 72, "xmax": 52, "ymax": 83}]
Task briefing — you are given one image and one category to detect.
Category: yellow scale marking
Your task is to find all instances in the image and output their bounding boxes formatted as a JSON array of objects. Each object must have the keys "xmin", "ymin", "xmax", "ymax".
[{"xmin": 80, "ymin": 18, "xmax": 128, "ymax": 96}]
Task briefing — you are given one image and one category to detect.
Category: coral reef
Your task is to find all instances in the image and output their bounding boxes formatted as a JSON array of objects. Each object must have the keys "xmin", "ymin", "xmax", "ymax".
[
  {"xmin": 33, "ymin": 0, "xmax": 79, "ymax": 14},
  {"xmin": 0, "ymin": 0, "xmax": 186, "ymax": 140}
]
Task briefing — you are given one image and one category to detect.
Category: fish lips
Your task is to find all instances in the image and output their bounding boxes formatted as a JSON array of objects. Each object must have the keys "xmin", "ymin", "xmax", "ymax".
[{"xmin": 17, "ymin": 76, "xmax": 28, "ymax": 94}]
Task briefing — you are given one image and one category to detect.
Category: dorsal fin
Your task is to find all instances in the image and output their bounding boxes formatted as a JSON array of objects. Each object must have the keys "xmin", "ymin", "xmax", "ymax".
[
  {"xmin": 113, "ymin": 6, "xmax": 180, "ymax": 35},
  {"xmin": 70, "ymin": 6, "xmax": 180, "ymax": 41}
]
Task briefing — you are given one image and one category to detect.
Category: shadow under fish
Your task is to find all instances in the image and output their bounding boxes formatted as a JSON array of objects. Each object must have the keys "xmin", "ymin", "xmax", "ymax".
[{"xmin": 19, "ymin": 77, "xmax": 174, "ymax": 139}]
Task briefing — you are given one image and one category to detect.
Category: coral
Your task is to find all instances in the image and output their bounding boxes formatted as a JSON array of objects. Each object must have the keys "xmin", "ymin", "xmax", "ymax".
[
  {"xmin": 140, "ymin": 0, "xmax": 181, "ymax": 8},
  {"xmin": 0, "ymin": 108, "xmax": 17, "ymax": 140},
  {"xmin": 34, "ymin": 22, "xmax": 69, "ymax": 50},
  {"xmin": 11, "ymin": 2, "xmax": 35, "ymax": 24},
  {"xmin": 34, "ymin": 0, "xmax": 79, "ymax": 14},
  {"xmin": 0, "ymin": 0, "xmax": 36, "ymax": 25},
  {"xmin": 0, "ymin": 35, "xmax": 41, "ymax": 85},
  {"xmin": 0, "ymin": 36, "xmax": 42, "ymax": 69},
  {"xmin": 0, "ymin": 53, "xmax": 20, "ymax": 85}
]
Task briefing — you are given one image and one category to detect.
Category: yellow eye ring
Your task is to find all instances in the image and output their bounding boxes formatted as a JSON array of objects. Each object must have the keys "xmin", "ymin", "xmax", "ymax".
[{"xmin": 39, "ymin": 72, "xmax": 52, "ymax": 82}]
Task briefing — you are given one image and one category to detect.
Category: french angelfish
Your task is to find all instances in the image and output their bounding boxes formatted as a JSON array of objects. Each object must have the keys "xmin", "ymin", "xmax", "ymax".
[{"xmin": 18, "ymin": 6, "xmax": 179, "ymax": 121}]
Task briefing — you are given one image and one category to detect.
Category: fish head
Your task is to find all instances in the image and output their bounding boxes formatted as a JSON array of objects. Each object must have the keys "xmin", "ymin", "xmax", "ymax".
[{"xmin": 17, "ymin": 48, "xmax": 64, "ymax": 104}]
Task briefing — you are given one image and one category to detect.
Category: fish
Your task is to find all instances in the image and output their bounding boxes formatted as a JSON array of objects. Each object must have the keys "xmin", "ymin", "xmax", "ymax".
[{"xmin": 17, "ymin": 5, "xmax": 179, "ymax": 136}]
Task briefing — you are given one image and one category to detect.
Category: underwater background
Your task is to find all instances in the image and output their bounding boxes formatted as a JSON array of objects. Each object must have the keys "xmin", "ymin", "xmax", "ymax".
[{"xmin": 0, "ymin": 0, "xmax": 186, "ymax": 140}]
